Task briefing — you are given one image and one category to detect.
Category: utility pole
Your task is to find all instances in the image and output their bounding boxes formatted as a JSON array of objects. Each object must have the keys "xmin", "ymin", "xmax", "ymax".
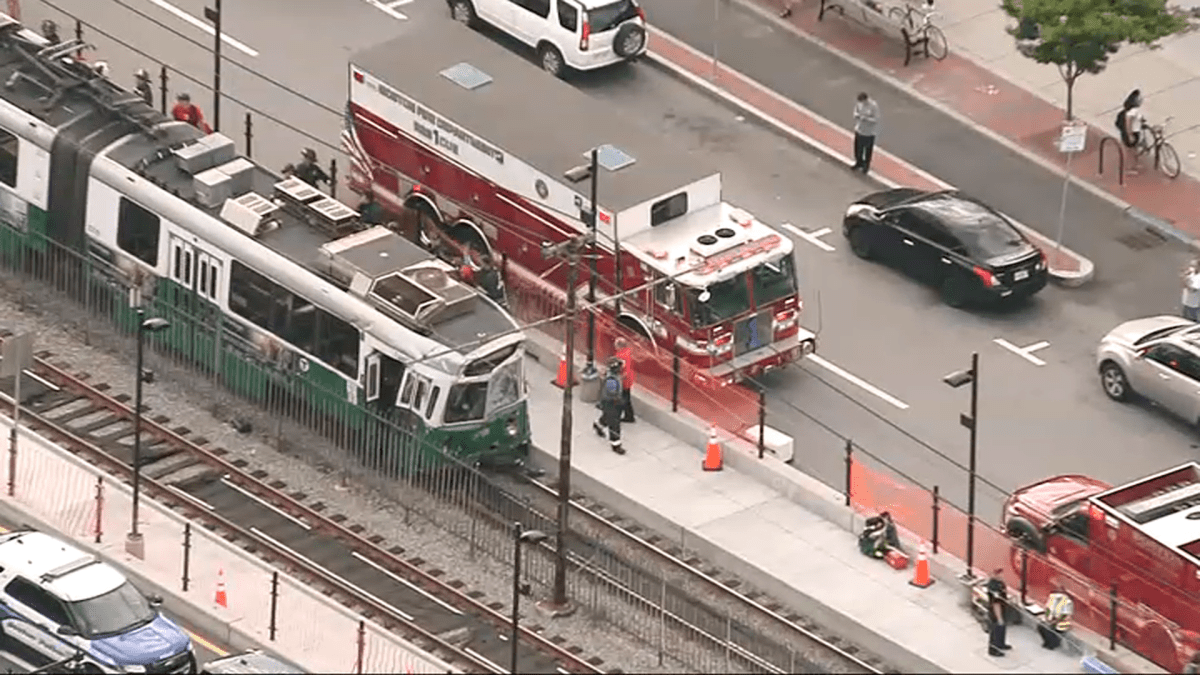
[
  {"xmin": 540, "ymin": 234, "xmax": 589, "ymax": 615},
  {"xmin": 204, "ymin": 0, "xmax": 222, "ymax": 132}
]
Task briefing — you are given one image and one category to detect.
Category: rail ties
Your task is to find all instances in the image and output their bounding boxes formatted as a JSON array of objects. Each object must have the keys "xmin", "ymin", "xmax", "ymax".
[{"xmin": 0, "ymin": 339, "xmax": 602, "ymax": 675}]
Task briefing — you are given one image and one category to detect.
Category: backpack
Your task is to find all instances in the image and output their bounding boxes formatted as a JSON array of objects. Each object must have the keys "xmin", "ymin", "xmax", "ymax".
[
  {"xmin": 601, "ymin": 375, "xmax": 622, "ymax": 404},
  {"xmin": 1115, "ymin": 109, "xmax": 1130, "ymax": 144}
]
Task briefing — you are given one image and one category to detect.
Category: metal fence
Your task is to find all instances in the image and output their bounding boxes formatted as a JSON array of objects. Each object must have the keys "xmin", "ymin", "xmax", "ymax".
[{"xmin": 0, "ymin": 230, "xmax": 818, "ymax": 672}]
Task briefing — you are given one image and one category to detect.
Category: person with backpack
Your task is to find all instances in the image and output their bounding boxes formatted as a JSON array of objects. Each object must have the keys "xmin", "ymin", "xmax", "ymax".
[
  {"xmin": 593, "ymin": 357, "xmax": 626, "ymax": 455},
  {"xmin": 1115, "ymin": 89, "xmax": 1145, "ymax": 171}
]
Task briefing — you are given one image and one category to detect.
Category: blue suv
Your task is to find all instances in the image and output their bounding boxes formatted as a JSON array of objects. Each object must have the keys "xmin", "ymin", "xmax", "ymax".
[{"xmin": 0, "ymin": 530, "xmax": 195, "ymax": 673}]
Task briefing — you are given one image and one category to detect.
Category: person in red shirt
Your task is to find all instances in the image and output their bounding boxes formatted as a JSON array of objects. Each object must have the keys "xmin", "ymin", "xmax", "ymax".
[
  {"xmin": 613, "ymin": 337, "xmax": 635, "ymax": 423},
  {"xmin": 171, "ymin": 93, "xmax": 212, "ymax": 134}
]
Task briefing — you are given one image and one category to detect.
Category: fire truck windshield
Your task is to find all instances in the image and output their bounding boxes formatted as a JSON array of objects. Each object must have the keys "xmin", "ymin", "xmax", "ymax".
[
  {"xmin": 752, "ymin": 255, "xmax": 798, "ymax": 306},
  {"xmin": 687, "ymin": 273, "xmax": 750, "ymax": 328}
]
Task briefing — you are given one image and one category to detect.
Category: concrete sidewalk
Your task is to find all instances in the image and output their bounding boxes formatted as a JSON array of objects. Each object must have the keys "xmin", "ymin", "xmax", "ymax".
[
  {"xmin": 522, "ymin": 335, "xmax": 1142, "ymax": 674},
  {"xmin": 734, "ymin": 0, "xmax": 1200, "ymax": 244}
]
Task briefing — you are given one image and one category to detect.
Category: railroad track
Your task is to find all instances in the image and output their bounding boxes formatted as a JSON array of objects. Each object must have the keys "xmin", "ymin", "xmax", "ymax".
[
  {"xmin": 0, "ymin": 332, "xmax": 607, "ymax": 675},
  {"xmin": 478, "ymin": 472, "xmax": 894, "ymax": 674}
]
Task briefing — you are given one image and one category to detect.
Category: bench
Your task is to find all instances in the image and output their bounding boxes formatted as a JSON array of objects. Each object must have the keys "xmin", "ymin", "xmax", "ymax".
[{"xmin": 816, "ymin": 0, "xmax": 948, "ymax": 66}]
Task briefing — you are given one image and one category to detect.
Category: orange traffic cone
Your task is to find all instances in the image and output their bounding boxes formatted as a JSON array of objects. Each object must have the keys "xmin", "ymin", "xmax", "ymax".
[
  {"xmin": 552, "ymin": 347, "xmax": 573, "ymax": 388},
  {"xmin": 214, "ymin": 568, "xmax": 228, "ymax": 607},
  {"xmin": 702, "ymin": 425, "xmax": 723, "ymax": 471},
  {"xmin": 909, "ymin": 543, "xmax": 934, "ymax": 588}
]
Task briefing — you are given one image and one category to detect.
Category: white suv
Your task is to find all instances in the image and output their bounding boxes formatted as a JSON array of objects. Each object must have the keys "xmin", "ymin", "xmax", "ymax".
[
  {"xmin": 448, "ymin": 0, "xmax": 648, "ymax": 77},
  {"xmin": 0, "ymin": 530, "xmax": 195, "ymax": 673}
]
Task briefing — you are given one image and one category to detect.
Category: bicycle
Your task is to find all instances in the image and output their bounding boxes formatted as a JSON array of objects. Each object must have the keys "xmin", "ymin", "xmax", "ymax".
[
  {"xmin": 1134, "ymin": 116, "xmax": 1181, "ymax": 179},
  {"xmin": 887, "ymin": 3, "xmax": 947, "ymax": 60}
]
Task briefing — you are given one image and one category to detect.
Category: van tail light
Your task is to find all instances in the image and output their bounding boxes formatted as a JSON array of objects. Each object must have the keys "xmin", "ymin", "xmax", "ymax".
[
  {"xmin": 973, "ymin": 266, "xmax": 999, "ymax": 288},
  {"xmin": 1037, "ymin": 250, "xmax": 1048, "ymax": 271},
  {"xmin": 580, "ymin": 18, "xmax": 591, "ymax": 50},
  {"xmin": 637, "ymin": 6, "xmax": 646, "ymax": 21}
]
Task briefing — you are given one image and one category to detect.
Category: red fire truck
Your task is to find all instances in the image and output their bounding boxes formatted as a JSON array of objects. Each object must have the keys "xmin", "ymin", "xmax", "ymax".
[
  {"xmin": 1003, "ymin": 463, "xmax": 1200, "ymax": 671},
  {"xmin": 341, "ymin": 24, "xmax": 815, "ymax": 383}
]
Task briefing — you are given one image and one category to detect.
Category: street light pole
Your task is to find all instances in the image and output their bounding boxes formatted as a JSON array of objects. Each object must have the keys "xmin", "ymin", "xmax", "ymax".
[
  {"xmin": 942, "ymin": 352, "xmax": 979, "ymax": 578},
  {"xmin": 584, "ymin": 147, "xmax": 599, "ymax": 378},
  {"xmin": 125, "ymin": 310, "xmax": 170, "ymax": 560},
  {"xmin": 510, "ymin": 522, "xmax": 547, "ymax": 674}
]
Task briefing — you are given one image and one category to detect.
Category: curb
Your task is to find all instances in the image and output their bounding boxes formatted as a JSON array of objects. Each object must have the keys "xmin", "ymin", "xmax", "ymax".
[
  {"xmin": 523, "ymin": 335, "xmax": 1164, "ymax": 674},
  {"xmin": 0, "ymin": 498, "xmax": 301, "ymax": 672},
  {"xmin": 727, "ymin": 0, "xmax": 1191, "ymax": 243},
  {"xmin": 643, "ymin": 27, "xmax": 1095, "ymax": 286}
]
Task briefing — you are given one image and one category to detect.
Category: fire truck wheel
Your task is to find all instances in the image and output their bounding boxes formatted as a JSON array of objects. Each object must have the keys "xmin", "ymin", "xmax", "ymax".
[
  {"xmin": 613, "ymin": 24, "xmax": 647, "ymax": 58},
  {"xmin": 1005, "ymin": 516, "xmax": 1046, "ymax": 554},
  {"xmin": 450, "ymin": 0, "xmax": 478, "ymax": 28},
  {"xmin": 539, "ymin": 44, "xmax": 566, "ymax": 78}
]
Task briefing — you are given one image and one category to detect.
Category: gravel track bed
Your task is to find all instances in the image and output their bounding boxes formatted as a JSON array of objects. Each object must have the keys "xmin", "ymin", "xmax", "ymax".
[{"xmin": 0, "ymin": 276, "xmax": 679, "ymax": 674}]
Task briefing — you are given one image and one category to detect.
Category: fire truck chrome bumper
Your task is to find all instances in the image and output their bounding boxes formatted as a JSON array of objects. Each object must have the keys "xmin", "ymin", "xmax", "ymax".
[{"xmin": 710, "ymin": 330, "xmax": 815, "ymax": 382}]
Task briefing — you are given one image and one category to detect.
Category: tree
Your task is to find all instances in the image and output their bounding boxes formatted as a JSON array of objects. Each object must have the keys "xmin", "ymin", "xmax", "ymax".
[{"xmin": 1000, "ymin": 0, "xmax": 1187, "ymax": 119}]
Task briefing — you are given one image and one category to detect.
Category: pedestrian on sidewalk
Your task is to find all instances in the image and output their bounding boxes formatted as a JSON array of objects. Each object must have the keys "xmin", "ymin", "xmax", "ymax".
[
  {"xmin": 1037, "ymin": 584, "xmax": 1073, "ymax": 650},
  {"xmin": 851, "ymin": 92, "xmax": 880, "ymax": 174},
  {"xmin": 593, "ymin": 357, "xmax": 626, "ymax": 455},
  {"xmin": 1182, "ymin": 260, "xmax": 1200, "ymax": 321},
  {"xmin": 986, "ymin": 568, "xmax": 1013, "ymax": 657},
  {"xmin": 614, "ymin": 337, "xmax": 636, "ymax": 423},
  {"xmin": 41, "ymin": 20, "xmax": 61, "ymax": 46},
  {"xmin": 171, "ymin": 93, "xmax": 212, "ymax": 134},
  {"xmin": 1116, "ymin": 89, "xmax": 1145, "ymax": 172}
]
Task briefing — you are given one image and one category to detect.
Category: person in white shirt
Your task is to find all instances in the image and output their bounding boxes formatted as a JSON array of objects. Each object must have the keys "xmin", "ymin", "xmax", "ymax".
[
  {"xmin": 1118, "ymin": 89, "xmax": 1145, "ymax": 172},
  {"xmin": 1182, "ymin": 260, "xmax": 1200, "ymax": 321}
]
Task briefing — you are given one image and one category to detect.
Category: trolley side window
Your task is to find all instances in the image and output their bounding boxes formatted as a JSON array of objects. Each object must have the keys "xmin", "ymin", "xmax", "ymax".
[
  {"xmin": 116, "ymin": 198, "xmax": 161, "ymax": 266},
  {"xmin": 315, "ymin": 310, "xmax": 361, "ymax": 379},
  {"xmin": 0, "ymin": 128, "xmax": 18, "ymax": 188}
]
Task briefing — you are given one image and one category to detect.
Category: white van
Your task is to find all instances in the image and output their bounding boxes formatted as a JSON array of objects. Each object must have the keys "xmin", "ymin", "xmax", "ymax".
[{"xmin": 448, "ymin": 0, "xmax": 648, "ymax": 77}]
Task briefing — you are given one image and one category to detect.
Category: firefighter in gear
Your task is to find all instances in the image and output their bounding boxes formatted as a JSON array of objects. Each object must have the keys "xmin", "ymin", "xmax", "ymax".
[
  {"xmin": 293, "ymin": 148, "xmax": 330, "ymax": 188},
  {"xmin": 357, "ymin": 189, "xmax": 385, "ymax": 225},
  {"xmin": 593, "ymin": 357, "xmax": 626, "ymax": 455},
  {"xmin": 613, "ymin": 337, "xmax": 635, "ymax": 423},
  {"xmin": 1037, "ymin": 585, "xmax": 1073, "ymax": 650},
  {"xmin": 134, "ymin": 69, "xmax": 153, "ymax": 106},
  {"xmin": 172, "ymin": 93, "xmax": 212, "ymax": 133},
  {"xmin": 41, "ymin": 20, "xmax": 61, "ymax": 45},
  {"xmin": 475, "ymin": 254, "xmax": 507, "ymax": 308}
]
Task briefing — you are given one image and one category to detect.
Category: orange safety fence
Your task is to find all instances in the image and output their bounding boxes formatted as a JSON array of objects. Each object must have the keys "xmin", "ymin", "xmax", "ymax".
[
  {"xmin": 849, "ymin": 454, "xmax": 1197, "ymax": 673},
  {"xmin": 505, "ymin": 263, "xmax": 760, "ymax": 437}
]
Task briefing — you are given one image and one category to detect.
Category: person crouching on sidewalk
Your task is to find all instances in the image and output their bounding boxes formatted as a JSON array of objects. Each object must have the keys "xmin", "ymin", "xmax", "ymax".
[{"xmin": 1038, "ymin": 584, "xmax": 1073, "ymax": 650}]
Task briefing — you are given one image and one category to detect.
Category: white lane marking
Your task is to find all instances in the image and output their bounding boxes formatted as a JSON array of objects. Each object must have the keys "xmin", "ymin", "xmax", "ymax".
[
  {"xmin": 350, "ymin": 551, "xmax": 464, "ymax": 616},
  {"xmin": 993, "ymin": 338, "xmax": 1048, "ymax": 366},
  {"xmin": 221, "ymin": 478, "xmax": 310, "ymax": 530},
  {"xmin": 250, "ymin": 527, "xmax": 417, "ymax": 621},
  {"xmin": 783, "ymin": 223, "xmax": 836, "ymax": 252},
  {"xmin": 363, "ymin": 0, "xmax": 409, "ymax": 20},
  {"xmin": 143, "ymin": 0, "xmax": 260, "ymax": 57},
  {"xmin": 806, "ymin": 354, "xmax": 910, "ymax": 409}
]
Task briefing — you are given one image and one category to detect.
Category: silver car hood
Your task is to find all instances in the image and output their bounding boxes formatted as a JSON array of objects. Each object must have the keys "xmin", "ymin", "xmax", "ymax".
[{"xmin": 1102, "ymin": 315, "xmax": 1194, "ymax": 348}]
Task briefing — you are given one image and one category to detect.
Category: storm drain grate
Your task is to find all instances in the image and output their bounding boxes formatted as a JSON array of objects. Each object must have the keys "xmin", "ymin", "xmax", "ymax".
[{"xmin": 1117, "ymin": 228, "xmax": 1167, "ymax": 251}]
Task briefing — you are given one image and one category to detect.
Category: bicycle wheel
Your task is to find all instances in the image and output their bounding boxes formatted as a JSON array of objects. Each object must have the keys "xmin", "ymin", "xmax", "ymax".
[
  {"xmin": 924, "ymin": 25, "xmax": 948, "ymax": 60},
  {"xmin": 888, "ymin": 6, "xmax": 914, "ymax": 30},
  {"xmin": 1157, "ymin": 142, "xmax": 1181, "ymax": 179}
]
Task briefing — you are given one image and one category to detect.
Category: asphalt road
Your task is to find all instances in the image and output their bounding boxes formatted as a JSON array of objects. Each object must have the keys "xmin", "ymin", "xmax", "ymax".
[
  {"xmin": 22, "ymin": 0, "xmax": 1200, "ymax": 522},
  {"xmin": 0, "ymin": 520, "xmax": 227, "ymax": 670}
]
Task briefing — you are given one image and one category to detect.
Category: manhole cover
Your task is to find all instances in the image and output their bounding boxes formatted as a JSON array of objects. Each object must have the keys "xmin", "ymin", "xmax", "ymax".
[{"xmin": 1117, "ymin": 228, "xmax": 1167, "ymax": 251}]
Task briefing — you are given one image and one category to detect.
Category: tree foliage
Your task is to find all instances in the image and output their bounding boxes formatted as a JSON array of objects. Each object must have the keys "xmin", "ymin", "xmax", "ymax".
[{"xmin": 1000, "ymin": 0, "xmax": 1187, "ymax": 118}]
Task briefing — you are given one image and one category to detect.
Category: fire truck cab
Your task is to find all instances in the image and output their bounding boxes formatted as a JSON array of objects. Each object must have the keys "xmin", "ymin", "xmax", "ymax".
[
  {"xmin": 1003, "ymin": 464, "xmax": 1200, "ymax": 671},
  {"xmin": 343, "ymin": 21, "xmax": 815, "ymax": 383}
]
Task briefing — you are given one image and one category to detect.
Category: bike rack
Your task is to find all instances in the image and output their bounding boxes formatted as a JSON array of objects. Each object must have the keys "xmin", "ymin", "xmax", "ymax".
[{"xmin": 1098, "ymin": 136, "xmax": 1124, "ymax": 187}]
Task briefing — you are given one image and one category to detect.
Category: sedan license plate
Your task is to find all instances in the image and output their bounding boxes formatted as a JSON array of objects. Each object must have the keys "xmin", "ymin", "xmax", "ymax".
[{"xmin": 1014, "ymin": 269, "xmax": 1030, "ymax": 281}]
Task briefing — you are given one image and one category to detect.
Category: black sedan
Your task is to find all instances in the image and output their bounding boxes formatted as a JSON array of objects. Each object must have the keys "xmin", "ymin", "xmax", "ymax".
[{"xmin": 842, "ymin": 189, "xmax": 1048, "ymax": 307}]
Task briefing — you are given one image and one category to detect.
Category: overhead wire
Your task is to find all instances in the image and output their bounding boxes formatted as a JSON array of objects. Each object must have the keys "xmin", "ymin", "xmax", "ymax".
[{"xmin": 46, "ymin": 0, "xmax": 1007, "ymax": 504}]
